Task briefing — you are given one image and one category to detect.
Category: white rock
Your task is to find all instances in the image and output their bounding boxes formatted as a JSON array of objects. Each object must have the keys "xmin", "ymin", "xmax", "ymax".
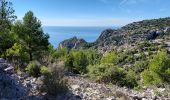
[
  {"xmin": 142, "ymin": 98, "xmax": 147, "ymax": 100},
  {"xmin": 30, "ymin": 78, "xmax": 36, "ymax": 84},
  {"xmin": 18, "ymin": 76, "xmax": 24, "ymax": 81},
  {"xmin": 71, "ymin": 85, "xmax": 80, "ymax": 90},
  {"xmin": 107, "ymin": 96, "xmax": 116, "ymax": 100},
  {"xmin": 4, "ymin": 66, "xmax": 14, "ymax": 72},
  {"xmin": 157, "ymin": 88, "xmax": 165, "ymax": 92}
]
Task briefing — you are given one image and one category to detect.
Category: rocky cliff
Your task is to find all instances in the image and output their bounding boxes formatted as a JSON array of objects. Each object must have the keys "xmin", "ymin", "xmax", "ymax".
[
  {"xmin": 59, "ymin": 17, "xmax": 170, "ymax": 52},
  {"xmin": 93, "ymin": 17, "xmax": 170, "ymax": 52},
  {"xmin": 59, "ymin": 36, "xmax": 87, "ymax": 49}
]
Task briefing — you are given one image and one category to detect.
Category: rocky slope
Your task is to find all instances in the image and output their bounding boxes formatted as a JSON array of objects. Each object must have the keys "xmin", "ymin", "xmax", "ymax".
[
  {"xmin": 0, "ymin": 58, "xmax": 45, "ymax": 99},
  {"xmin": 93, "ymin": 17, "xmax": 170, "ymax": 52},
  {"xmin": 1, "ymin": 58, "xmax": 170, "ymax": 100},
  {"xmin": 59, "ymin": 17, "xmax": 170, "ymax": 52},
  {"xmin": 66, "ymin": 74, "xmax": 170, "ymax": 100}
]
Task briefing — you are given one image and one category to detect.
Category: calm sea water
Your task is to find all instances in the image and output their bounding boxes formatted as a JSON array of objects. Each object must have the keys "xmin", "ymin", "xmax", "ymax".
[{"xmin": 43, "ymin": 26, "xmax": 116, "ymax": 48}]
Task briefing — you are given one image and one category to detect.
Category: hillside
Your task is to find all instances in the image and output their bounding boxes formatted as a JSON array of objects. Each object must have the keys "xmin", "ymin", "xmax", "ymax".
[
  {"xmin": 2, "ymin": 0, "xmax": 170, "ymax": 99},
  {"xmin": 60, "ymin": 17, "xmax": 170, "ymax": 52},
  {"xmin": 93, "ymin": 17, "xmax": 170, "ymax": 52}
]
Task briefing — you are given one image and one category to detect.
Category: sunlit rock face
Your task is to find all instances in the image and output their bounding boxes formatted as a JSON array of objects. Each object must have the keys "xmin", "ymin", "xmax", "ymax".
[
  {"xmin": 0, "ymin": 58, "xmax": 27, "ymax": 99},
  {"xmin": 59, "ymin": 36, "xmax": 87, "ymax": 50}
]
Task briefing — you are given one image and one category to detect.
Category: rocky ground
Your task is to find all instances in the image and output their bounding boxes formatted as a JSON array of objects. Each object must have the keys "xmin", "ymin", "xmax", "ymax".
[
  {"xmin": 1, "ymin": 58, "xmax": 170, "ymax": 100},
  {"xmin": 0, "ymin": 58, "xmax": 45, "ymax": 100},
  {"xmin": 66, "ymin": 74, "xmax": 170, "ymax": 100}
]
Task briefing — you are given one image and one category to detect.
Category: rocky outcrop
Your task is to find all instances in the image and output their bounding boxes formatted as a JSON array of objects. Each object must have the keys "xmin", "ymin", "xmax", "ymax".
[
  {"xmin": 102, "ymin": 17, "xmax": 170, "ymax": 48},
  {"xmin": 0, "ymin": 58, "xmax": 27, "ymax": 99},
  {"xmin": 94, "ymin": 27, "xmax": 170, "ymax": 52},
  {"xmin": 59, "ymin": 36, "xmax": 87, "ymax": 49},
  {"xmin": 0, "ymin": 58, "xmax": 44, "ymax": 100}
]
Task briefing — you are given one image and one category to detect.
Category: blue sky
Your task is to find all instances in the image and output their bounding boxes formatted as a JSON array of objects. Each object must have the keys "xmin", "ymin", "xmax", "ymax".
[{"xmin": 13, "ymin": 0, "xmax": 170, "ymax": 26}]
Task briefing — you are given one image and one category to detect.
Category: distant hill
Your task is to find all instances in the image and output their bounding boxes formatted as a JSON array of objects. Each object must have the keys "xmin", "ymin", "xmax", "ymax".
[
  {"xmin": 59, "ymin": 36, "xmax": 87, "ymax": 50},
  {"xmin": 59, "ymin": 17, "xmax": 170, "ymax": 52}
]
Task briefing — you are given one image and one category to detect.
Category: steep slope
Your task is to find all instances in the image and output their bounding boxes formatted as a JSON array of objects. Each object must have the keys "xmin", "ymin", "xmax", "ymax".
[
  {"xmin": 59, "ymin": 17, "xmax": 170, "ymax": 52},
  {"xmin": 93, "ymin": 17, "xmax": 170, "ymax": 52}
]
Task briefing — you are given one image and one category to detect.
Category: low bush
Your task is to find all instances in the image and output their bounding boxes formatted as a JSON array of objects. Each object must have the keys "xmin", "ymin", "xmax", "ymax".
[
  {"xmin": 65, "ymin": 49, "xmax": 88, "ymax": 74},
  {"xmin": 100, "ymin": 51, "xmax": 117, "ymax": 64},
  {"xmin": 87, "ymin": 64, "xmax": 115, "ymax": 82},
  {"xmin": 5, "ymin": 43, "xmax": 29, "ymax": 68},
  {"xmin": 88, "ymin": 64, "xmax": 125, "ymax": 84},
  {"xmin": 88, "ymin": 64, "xmax": 138, "ymax": 88},
  {"xmin": 52, "ymin": 48, "xmax": 68, "ymax": 60},
  {"xmin": 125, "ymin": 70, "xmax": 138, "ymax": 88},
  {"xmin": 132, "ymin": 61, "xmax": 148, "ymax": 73},
  {"xmin": 40, "ymin": 66, "xmax": 50, "ymax": 75},
  {"xmin": 26, "ymin": 61, "xmax": 41, "ymax": 77},
  {"xmin": 141, "ymin": 70, "xmax": 162, "ymax": 86},
  {"xmin": 141, "ymin": 49, "xmax": 170, "ymax": 86},
  {"xmin": 85, "ymin": 49, "xmax": 102, "ymax": 65},
  {"xmin": 42, "ymin": 62, "xmax": 68, "ymax": 96}
]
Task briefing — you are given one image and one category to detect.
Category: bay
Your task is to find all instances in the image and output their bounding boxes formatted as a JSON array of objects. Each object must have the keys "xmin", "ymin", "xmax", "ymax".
[{"xmin": 43, "ymin": 26, "xmax": 116, "ymax": 48}]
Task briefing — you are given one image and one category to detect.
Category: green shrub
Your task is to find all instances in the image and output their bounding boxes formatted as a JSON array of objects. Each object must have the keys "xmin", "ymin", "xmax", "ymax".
[
  {"xmin": 40, "ymin": 66, "xmax": 50, "ymax": 75},
  {"xmin": 125, "ymin": 70, "xmax": 138, "ymax": 88},
  {"xmin": 88, "ymin": 64, "xmax": 138, "ymax": 88},
  {"xmin": 116, "ymin": 53, "xmax": 128, "ymax": 64},
  {"xmin": 52, "ymin": 48, "xmax": 67, "ymax": 60},
  {"xmin": 133, "ymin": 61, "xmax": 148, "ymax": 73},
  {"xmin": 85, "ymin": 49, "xmax": 102, "ymax": 65},
  {"xmin": 141, "ymin": 70, "xmax": 162, "ymax": 86},
  {"xmin": 141, "ymin": 49, "xmax": 170, "ymax": 86},
  {"xmin": 26, "ymin": 61, "xmax": 41, "ymax": 77},
  {"xmin": 126, "ymin": 55, "xmax": 134, "ymax": 63},
  {"xmin": 65, "ymin": 49, "xmax": 88, "ymax": 74},
  {"xmin": 88, "ymin": 64, "xmax": 125, "ymax": 84},
  {"xmin": 87, "ymin": 64, "xmax": 114, "ymax": 82},
  {"xmin": 101, "ymin": 51, "xmax": 117, "ymax": 64},
  {"xmin": 5, "ymin": 43, "xmax": 29, "ymax": 63}
]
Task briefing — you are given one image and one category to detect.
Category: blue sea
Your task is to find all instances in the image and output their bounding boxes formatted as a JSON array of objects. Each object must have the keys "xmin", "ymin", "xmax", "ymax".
[{"xmin": 43, "ymin": 26, "xmax": 116, "ymax": 48}]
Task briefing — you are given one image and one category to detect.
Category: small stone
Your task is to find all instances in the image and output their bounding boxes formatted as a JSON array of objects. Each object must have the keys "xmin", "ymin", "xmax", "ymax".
[
  {"xmin": 30, "ymin": 78, "xmax": 36, "ymax": 84},
  {"xmin": 4, "ymin": 66, "xmax": 14, "ymax": 73},
  {"xmin": 142, "ymin": 98, "xmax": 147, "ymax": 100},
  {"xmin": 18, "ymin": 76, "xmax": 24, "ymax": 81},
  {"xmin": 71, "ymin": 85, "xmax": 80, "ymax": 90},
  {"xmin": 107, "ymin": 96, "xmax": 116, "ymax": 100}
]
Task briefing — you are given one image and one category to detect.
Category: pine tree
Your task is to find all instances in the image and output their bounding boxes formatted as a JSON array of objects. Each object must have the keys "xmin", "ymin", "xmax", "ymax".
[
  {"xmin": 0, "ymin": 0, "xmax": 16, "ymax": 55},
  {"xmin": 14, "ymin": 11, "xmax": 49, "ymax": 61}
]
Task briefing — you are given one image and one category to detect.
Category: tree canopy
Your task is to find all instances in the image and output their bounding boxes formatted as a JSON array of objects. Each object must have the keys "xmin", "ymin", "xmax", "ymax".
[{"xmin": 12, "ymin": 11, "xmax": 49, "ymax": 61}]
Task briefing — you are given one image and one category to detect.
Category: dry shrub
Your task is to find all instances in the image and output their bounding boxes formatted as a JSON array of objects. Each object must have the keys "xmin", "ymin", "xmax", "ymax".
[{"xmin": 42, "ymin": 61, "xmax": 69, "ymax": 96}]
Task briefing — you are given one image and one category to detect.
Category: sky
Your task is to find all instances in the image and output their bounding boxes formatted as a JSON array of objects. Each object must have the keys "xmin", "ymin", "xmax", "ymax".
[{"xmin": 12, "ymin": 0, "xmax": 170, "ymax": 27}]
